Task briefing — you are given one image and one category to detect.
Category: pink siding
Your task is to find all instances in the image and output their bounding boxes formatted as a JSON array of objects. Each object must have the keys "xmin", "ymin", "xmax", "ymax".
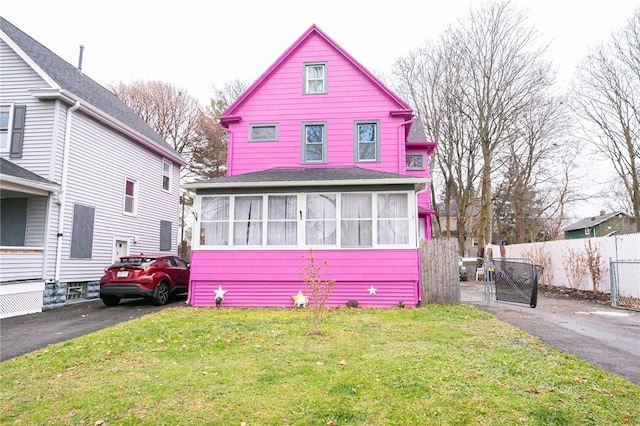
[
  {"xmin": 188, "ymin": 249, "xmax": 420, "ymax": 308},
  {"xmin": 227, "ymin": 33, "xmax": 408, "ymax": 175}
]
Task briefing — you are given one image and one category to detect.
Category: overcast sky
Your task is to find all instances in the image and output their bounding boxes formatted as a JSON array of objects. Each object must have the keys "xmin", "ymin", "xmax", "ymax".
[
  {"xmin": 2, "ymin": 0, "xmax": 638, "ymax": 217},
  {"xmin": 2, "ymin": 0, "xmax": 637, "ymax": 104}
]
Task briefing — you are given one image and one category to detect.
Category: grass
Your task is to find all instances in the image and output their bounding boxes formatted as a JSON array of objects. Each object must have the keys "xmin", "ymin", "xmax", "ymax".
[{"xmin": 1, "ymin": 305, "xmax": 639, "ymax": 425}]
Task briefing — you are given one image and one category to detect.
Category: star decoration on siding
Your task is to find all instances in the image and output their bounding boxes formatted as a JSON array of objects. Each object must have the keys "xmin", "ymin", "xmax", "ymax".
[
  {"xmin": 292, "ymin": 290, "xmax": 308, "ymax": 307},
  {"xmin": 368, "ymin": 285, "xmax": 377, "ymax": 295},
  {"xmin": 214, "ymin": 285, "xmax": 228, "ymax": 300}
]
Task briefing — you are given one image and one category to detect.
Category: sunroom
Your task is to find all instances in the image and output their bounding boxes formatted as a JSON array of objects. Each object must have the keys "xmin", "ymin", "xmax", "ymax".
[{"xmin": 183, "ymin": 167, "xmax": 430, "ymax": 308}]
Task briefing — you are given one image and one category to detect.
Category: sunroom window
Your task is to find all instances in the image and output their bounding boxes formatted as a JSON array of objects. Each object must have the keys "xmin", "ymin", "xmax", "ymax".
[{"xmin": 197, "ymin": 192, "xmax": 413, "ymax": 248}]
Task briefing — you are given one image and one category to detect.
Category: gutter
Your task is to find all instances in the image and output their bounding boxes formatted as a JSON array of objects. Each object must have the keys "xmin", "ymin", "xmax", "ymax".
[
  {"xmin": 397, "ymin": 116, "xmax": 414, "ymax": 173},
  {"xmin": 54, "ymin": 100, "xmax": 81, "ymax": 283}
]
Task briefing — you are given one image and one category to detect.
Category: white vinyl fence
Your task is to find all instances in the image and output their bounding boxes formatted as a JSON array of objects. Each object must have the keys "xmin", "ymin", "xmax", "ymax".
[{"xmin": 488, "ymin": 232, "xmax": 640, "ymax": 296}]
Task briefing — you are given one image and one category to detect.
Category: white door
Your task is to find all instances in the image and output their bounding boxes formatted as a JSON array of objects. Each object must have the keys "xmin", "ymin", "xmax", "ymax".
[{"xmin": 114, "ymin": 239, "xmax": 128, "ymax": 262}]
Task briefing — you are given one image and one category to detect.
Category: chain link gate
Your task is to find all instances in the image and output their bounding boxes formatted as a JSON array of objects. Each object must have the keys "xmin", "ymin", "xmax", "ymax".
[
  {"xmin": 610, "ymin": 259, "xmax": 640, "ymax": 311},
  {"xmin": 489, "ymin": 258, "xmax": 543, "ymax": 308}
]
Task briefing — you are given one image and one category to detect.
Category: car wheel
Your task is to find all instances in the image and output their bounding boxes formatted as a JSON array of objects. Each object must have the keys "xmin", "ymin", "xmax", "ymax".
[
  {"xmin": 102, "ymin": 295, "xmax": 120, "ymax": 307},
  {"xmin": 153, "ymin": 282, "xmax": 170, "ymax": 306}
]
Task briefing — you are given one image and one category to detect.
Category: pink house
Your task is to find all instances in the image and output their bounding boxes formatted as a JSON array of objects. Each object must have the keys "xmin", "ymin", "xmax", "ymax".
[{"xmin": 183, "ymin": 25, "xmax": 436, "ymax": 308}]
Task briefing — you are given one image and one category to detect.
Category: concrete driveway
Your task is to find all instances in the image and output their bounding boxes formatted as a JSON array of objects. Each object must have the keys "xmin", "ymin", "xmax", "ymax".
[
  {"xmin": 0, "ymin": 295, "xmax": 187, "ymax": 362},
  {"xmin": 461, "ymin": 281, "xmax": 640, "ymax": 386}
]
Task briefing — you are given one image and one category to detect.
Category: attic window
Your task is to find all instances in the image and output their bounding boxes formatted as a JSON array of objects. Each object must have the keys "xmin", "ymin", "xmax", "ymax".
[{"xmin": 304, "ymin": 62, "xmax": 327, "ymax": 94}]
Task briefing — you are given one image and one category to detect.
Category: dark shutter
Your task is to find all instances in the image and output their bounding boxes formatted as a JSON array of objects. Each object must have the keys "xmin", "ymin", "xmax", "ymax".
[
  {"xmin": 160, "ymin": 220, "xmax": 172, "ymax": 251},
  {"xmin": 9, "ymin": 105, "xmax": 26, "ymax": 158}
]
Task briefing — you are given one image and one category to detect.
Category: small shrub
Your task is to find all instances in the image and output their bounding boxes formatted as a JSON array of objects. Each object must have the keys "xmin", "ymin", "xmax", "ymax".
[
  {"xmin": 299, "ymin": 249, "xmax": 336, "ymax": 333},
  {"xmin": 346, "ymin": 300, "xmax": 359, "ymax": 308}
]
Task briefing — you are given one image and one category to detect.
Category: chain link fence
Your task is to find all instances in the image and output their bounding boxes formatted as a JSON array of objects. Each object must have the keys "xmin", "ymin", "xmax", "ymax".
[
  {"xmin": 492, "ymin": 258, "xmax": 543, "ymax": 308},
  {"xmin": 610, "ymin": 260, "xmax": 640, "ymax": 311}
]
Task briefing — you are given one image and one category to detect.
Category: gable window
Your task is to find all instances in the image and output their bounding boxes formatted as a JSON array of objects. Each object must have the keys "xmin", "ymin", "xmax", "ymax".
[
  {"xmin": 249, "ymin": 124, "xmax": 278, "ymax": 142},
  {"xmin": 406, "ymin": 154, "xmax": 425, "ymax": 170},
  {"xmin": 302, "ymin": 122, "xmax": 326, "ymax": 163},
  {"xmin": 0, "ymin": 106, "xmax": 10, "ymax": 152},
  {"xmin": 355, "ymin": 121, "xmax": 380, "ymax": 162},
  {"xmin": 304, "ymin": 62, "xmax": 327, "ymax": 94},
  {"xmin": 162, "ymin": 160, "xmax": 171, "ymax": 191},
  {"xmin": 124, "ymin": 178, "xmax": 137, "ymax": 215}
]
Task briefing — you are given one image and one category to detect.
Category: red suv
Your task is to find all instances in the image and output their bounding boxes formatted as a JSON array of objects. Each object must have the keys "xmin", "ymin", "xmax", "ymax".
[{"xmin": 99, "ymin": 255, "xmax": 190, "ymax": 307}]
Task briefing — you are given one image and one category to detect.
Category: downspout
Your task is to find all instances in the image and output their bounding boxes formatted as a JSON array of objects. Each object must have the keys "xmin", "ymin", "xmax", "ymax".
[
  {"xmin": 54, "ymin": 100, "xmax": 81, "ymax": 283},
  {"xmin": 219, "ymin": 122, "xmax": 233, "ymax": 176},
  {"xmin": 396, "ymin": 117, "xmax": 422, "ymax": 304}
]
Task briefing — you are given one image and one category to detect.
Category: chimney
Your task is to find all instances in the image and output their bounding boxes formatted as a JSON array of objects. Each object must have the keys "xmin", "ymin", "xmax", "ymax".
[{"xmin": 77, "ymin": 45, "xmax": 84, "ymax": 74}]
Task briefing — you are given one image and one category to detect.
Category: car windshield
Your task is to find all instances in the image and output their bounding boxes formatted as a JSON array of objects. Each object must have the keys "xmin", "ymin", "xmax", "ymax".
[{"xmin": 113, "ymin": 257, "xmax": 157, "ymax": 267}]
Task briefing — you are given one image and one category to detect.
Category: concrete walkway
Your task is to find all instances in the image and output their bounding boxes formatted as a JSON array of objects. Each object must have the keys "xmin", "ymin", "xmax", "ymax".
[{"xmin": 461, "ymin": 281, "xmax": 640, "ymax": 387}]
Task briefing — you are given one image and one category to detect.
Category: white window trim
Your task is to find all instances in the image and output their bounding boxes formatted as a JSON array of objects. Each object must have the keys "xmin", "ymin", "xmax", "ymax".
[
  {"xmin": 162, "ymin": 159, "xmax": 172, "ymax": 192},
  {"xmin": 123, "ymin": 177, "xmax": 138, "ymax": 216},
  {"xmin": 249, "ymin": 123, "xmax": 279, "ymax": 142},
  {"xmin": 406, "ymin": 153, "xmax": 425, "ymax": 171},
  {"xmin": 195, "ymin": 190, "xmax": 417, "ymax": 250},
  {"xmin": 0, "ymin": 104, "xmax": 13, "ymax": 153},
  {"xmin": 303, "ymin": 62, "xmax": 327, "ymax": 94},
  {"xmin": 354, "ymin": 120, "xmax": 380, "ymax": 162}
]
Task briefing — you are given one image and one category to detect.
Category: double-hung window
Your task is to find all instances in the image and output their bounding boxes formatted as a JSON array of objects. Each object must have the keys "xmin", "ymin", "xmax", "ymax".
[
  {"xmin": 304, "ymin": 62, "xmax": 327, "ymax": 94},
  {"xmin": 302, "ymin": 122, "xmax": 326, "ymax": 163},
  {"xmin": 162, "ymin": 160, "xmax": 171, "ymax": 191},
  {"xmin": 355, "ymin": 121, "xmax": 379, "ymax": 162},
  {"xmin": 0, "ymin": 106, "xmax": 10, "ymax": 153},
  {"xmin": 123, "ymin": 178, "xmax": 137, "ymax": 215}
]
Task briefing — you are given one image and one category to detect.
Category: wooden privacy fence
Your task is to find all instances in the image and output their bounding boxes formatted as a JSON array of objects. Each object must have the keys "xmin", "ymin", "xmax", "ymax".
[{"xmin": 420, "ymin": 238, "xmax": 460, "ymax": 305}]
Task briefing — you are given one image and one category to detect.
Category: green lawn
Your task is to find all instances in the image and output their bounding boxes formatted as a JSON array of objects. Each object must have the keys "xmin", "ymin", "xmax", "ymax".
[{"xmin": 1, "ymin": 305, "xmax": 638, "ymax": 425}]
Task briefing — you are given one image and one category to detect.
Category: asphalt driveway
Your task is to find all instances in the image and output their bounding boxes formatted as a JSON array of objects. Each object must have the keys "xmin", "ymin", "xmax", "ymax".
[{"xmin": 0, "ymin": 295, "xmax": 187, "ymax": 362}]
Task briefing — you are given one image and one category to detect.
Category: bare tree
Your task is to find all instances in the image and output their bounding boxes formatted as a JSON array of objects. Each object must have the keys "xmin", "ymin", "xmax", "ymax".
[
  {"xmin": 191, "ymin": 79, "xmax": 250, "ymax": 179},
  {"xmin": 572, "ymin": 9, "xmax": 640, "ymax": 231},
  {"xmin": 110, "ymin": 80, "xmax": 203, "ymax": 179}
]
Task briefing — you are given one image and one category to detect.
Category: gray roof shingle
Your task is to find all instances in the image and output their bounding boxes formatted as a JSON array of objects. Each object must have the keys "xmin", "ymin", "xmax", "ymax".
[
  {"xmin": 0, "ymin": 157, "xmax": 58, "ymax": 186},
  {"xmin": 0, "ymin": 17, "xmax": 179, "ymax": 156},
  {"xmin": 185, "ymin": 167, "xmax": 426, "ymax": 189}
]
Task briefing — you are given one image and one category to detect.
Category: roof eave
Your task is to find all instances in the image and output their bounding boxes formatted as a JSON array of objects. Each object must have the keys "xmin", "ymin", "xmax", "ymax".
[
  {"xmin": 30, "ymin": 88, "xmax": 188, "ymax": 166},
  {"xmin": 183, "ymin": 177, "xmax": 430, "ymax": 192},
  {"xmin": 0, "ymin": 175, "xmax": 60, "ymax": 195}
]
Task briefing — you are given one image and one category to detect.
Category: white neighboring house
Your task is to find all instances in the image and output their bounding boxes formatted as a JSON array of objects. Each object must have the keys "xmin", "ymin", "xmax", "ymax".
[{"xmin": 0, "ymin": 17, "xmax": 187, "ymax": 318}]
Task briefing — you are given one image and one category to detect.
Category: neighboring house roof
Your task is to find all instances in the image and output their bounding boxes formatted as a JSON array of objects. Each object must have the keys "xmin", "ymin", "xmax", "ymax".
[
  {"xmin": 0, "ymin": 157, "xmax": 59, "ymax": 193},
  {"xmin": 220, "ymin": 24, "xmax": 412, "ymax": 126},
  {"xmin": 563, "ymin": 211, "xmax": 628, "ymax": 232},
  {"xmin": 183, "ymin": 166, "xmax": 428, "ymax": 192},
  {"xmin": 0, "ymin": 17, "xmax": 186, "ymax": 165}
]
